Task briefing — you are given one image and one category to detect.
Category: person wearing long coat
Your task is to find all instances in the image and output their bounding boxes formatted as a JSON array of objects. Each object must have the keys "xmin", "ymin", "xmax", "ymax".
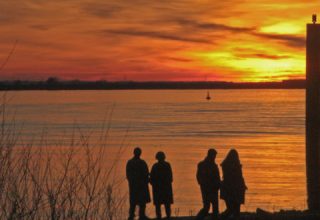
[
  {"xmin": 220, "ymin": 149, "xmax": 247, "ymax": 220},
  {"xmin": 126, "ymin": 147, "xmax": 151, "ymax": 220},
  {"xmin": 196, "ymin": 149, "xmax": 221, "ymax": 220},
  {"xmin": 150, "ymin": 151, "xmax": 173, "ymax": 219}
]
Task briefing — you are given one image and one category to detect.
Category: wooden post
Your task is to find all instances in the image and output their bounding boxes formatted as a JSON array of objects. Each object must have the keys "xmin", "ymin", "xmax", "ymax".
[{"xmin": 306, "ymin": 15, "xmax": 320, "ymax": 211}]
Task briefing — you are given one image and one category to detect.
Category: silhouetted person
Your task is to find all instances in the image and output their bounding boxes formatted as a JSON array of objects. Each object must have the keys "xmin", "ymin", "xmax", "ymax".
[
  {"xmin": 196, "ymin": 149, "xmax": 221, "ymax": 220},
  {"xmin": 220, "ymin": 149, "xmax": 247, "ymax": 220},
  {"xmin": 126, "ymin": 147, "xmax": 151, "ymax": 220},
  {"xmin": 150, "ymin": 151, "xmax": 173, "ymax": 219}
]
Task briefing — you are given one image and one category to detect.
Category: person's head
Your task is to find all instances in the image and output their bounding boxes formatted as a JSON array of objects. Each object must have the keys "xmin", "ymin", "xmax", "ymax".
[
  {"xmin": 222, "ymin": 148, "xmax": 240, "ymax": 166},
  {"xmin": 228, "ymin": 149, "xmax": 239, "ymax": 159},
  {"xmin": 206, "ymin": 148, "xmax": 217, "ymax": 161},
  {"xmin": 156, "ymin": 151, "xmax": 166, "ymax": 162},
  {"xmin": 133, "ymin": 147, "xmax": 142, "ymax": 158}
]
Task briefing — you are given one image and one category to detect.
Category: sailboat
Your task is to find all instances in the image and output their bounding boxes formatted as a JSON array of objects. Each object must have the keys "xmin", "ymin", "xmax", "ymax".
[
  {"xmin": 204, "ymin": 75, "xmax": 212, "ymax": 101},
  {"xmin": 206, "ymin": 91, "xmax": 211, "ymax": 101}
]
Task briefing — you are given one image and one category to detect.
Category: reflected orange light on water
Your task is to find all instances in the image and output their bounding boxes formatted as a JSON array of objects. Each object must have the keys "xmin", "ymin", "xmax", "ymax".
[{"xmin": 2, "ymin": 90, "xmax": 307, "ymax": 216}]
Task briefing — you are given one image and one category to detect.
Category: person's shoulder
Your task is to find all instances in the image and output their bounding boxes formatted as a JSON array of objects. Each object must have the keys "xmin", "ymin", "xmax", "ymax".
[
  {"xmin": 152, "ymin": 162, "xmax": 159, "ymax": 168},
  {"xmin": 126, "ymin": 158, "xmax": 135, "ymax": 168},
  {"xmin": 164, "ymin": 161, "xmax": 171, "ymax": 168},
  {"xmin": 198, "ymin": 160, "xmax": 205, "ymax": 167},
  {"xmin": 140, "ymin": 159, "xmax": 148, "ymax": 166}
]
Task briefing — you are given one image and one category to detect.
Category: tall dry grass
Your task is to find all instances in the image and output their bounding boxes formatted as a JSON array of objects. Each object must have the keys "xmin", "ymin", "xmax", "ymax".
[{"xmin": 0, "ymin": 94, "xmax": 127, "ymax": 220}]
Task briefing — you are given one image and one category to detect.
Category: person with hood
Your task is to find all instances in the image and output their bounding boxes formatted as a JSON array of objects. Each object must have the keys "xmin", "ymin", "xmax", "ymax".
[
  {"xmin": 220, "ymin": 149, "xmax": 247, "ymax": 220},
  {"xmin": 196, "ymin": 148, "xmax": 221, "ymax": 220},
  {"xmin": 126, "ymin": 147, "xmax": 151, "ymax": 220},
  {"xmin": 150, "ymin": 151, "xmax": 173, "ymax": 219}
]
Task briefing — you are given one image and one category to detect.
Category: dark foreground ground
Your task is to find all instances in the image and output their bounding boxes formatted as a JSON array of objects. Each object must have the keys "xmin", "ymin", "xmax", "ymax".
[{"xmin": 168, "ymin": 209, "xmax": 320, "ymax": 220}]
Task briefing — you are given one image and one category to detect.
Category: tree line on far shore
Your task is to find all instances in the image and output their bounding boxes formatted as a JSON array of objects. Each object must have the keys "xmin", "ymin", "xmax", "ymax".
[{"xmin": 0, "ymin": 78, "xmax": 305, "ymax": 90}]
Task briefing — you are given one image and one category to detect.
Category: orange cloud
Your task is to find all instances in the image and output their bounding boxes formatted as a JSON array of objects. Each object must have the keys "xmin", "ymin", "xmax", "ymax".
[{"xmin": 0, "ymin": 0, "xmax": 317, "ymax": 81}]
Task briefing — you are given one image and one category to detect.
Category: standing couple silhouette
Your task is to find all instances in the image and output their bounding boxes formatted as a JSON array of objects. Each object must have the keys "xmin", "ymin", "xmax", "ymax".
[
  {"xmin": 196, "ymin": 148, "xmax": 247, "ymax": 220},
  {"xmin": 126, "ymin": 148, "xmax": 173, "ymax": 220}
]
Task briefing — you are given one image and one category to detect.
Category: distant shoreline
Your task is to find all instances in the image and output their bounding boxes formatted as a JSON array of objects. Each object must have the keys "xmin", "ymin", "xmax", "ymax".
[{"xmin": 0, "ymin": 79, "xmax": 306, "ymax": 90}]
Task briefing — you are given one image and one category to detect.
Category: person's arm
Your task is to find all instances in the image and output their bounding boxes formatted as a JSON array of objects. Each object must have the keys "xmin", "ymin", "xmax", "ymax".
[
  {"xmin": 126, "ymin": 161, "xmax": 132, "ymax": 182},
  {"xmin": 143, "ymin": 161, "xmax": 150, "ymax": 184},
  {"xmin": 214, "ymin": 164, "xmax": 221, "ymax": 188},
  {"xmin": 217, "ymin": 165, "xmax": 221, "ymax": 185},
  {"xmin": 196, "ymin": 163, "xmax": 201, "ymax": 185},
  {"xmin": 150, "ymin": 165, "xmax": 155, "ymax": 185},
  {"xmin": 168, "ymin": 163, "xmax": 173, "ymax": 183},
  {"xmin": 240, "ymin": 165, "xmax": 248, "ymax": 190}
]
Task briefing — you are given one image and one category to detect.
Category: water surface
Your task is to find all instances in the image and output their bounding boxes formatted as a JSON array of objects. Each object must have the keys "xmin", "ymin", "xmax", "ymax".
[{"xmin": 2, "ymin": 89, "xmax": 306, "ymax": 216}]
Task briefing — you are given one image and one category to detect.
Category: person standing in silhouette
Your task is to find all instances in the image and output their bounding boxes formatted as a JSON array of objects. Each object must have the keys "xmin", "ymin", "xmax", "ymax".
[
  {"xmin": 196, "ymin": 149, "xmax": 221, "ymax": 220},
  {"xmin": 126, "ymin": 147, "xmax": 151, "ymax": 220},
  {"xmin": 220, "ymin": 149, "xmax": 247, "ymax": 220},
  {"xmin": 150, "ymin": 151, "xmax": 173, "ymax": 219}
]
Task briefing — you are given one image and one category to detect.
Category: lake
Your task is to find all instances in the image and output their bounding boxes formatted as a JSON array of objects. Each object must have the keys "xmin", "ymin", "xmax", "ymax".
[{"xmin": 1, "ymin": 89, "xmax": 306, "ymax": 216}]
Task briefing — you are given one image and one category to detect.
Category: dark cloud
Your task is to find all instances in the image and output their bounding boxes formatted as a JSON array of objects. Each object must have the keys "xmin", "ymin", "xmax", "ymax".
[
  {"xmin": 174, "ymin": 18, "xmax": 304, "ymax": 49},
  {"xmin": 83, "ymin": 3, "xmax": 122, "ymax": 18},
  {"xmin": 253, "ymin": 32, "xmax": 305, "ymax": 48},
  {"xmin": 104, "ymin": 29, "xmax": 212, "ymax": 44},
  {"xmin": 20, "ymin": 39, "xmax": 71, "ymax": 50},
  {"xmin": 260, "ymin": 72, "xmax": 305, "ymax": 80},
  {"xmin": 0, "ymin": 7, "xmax": 29, "ymax": 24},
  {"xmin": 235, "ymin": 53, "xmax": 291, "ymax": 59},
  {"xmin": 29, "ymin": 24, "xmax": 50, "ymax": 31},
  {"xmin": 161, "ymin": 56, "xmax": 193, "ymax": 63},
  {"xmin": 49, "ymin": 57, "xmax": 108, "ymax": 65},
  {"xmin": 175, "ymin": 19, "xmax": 255, "ymax": 33}
]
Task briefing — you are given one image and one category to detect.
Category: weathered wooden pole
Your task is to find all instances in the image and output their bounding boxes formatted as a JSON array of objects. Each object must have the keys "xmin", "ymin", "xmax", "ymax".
[{"xmin": 306, "ymin": 14, "xmax": 320, "ymax": 211}]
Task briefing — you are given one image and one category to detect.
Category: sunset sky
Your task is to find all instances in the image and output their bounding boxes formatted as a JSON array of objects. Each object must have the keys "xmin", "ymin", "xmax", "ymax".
[{"xmin": 0, "ymin": 0, "xmax": 318, "ymax": 82}]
